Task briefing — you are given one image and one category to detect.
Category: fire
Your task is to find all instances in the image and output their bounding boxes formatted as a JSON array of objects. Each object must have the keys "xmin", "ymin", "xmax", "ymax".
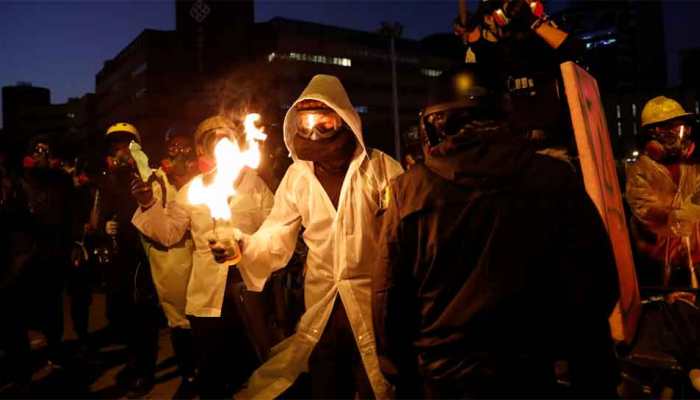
[{"xmin": 188, "ymin": 113, "xmax": 267, "ymax": 221}]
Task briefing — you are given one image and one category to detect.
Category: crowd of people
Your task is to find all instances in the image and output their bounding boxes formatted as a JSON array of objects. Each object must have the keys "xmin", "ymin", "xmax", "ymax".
[{"xmin": 2, "ymin": 0, "xmax": 700, "ymax": 399}]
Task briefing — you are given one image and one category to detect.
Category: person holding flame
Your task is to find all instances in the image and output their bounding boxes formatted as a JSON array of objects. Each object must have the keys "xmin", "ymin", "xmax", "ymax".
[
  {"xmin": 131, "ymin": 115, "xmax": 274, "ymax": 398},
  {"xmin": 210, "ymin": 75, "xmax": 404, "ymax": 399},
  {"xmin": 129, "ymin": 125, "xmax": 199, "ymax": 396}
]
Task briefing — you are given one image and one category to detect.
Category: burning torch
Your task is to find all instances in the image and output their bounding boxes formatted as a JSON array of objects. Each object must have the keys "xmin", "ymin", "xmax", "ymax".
[{"xmin": 188, "ymin": 113, "xmax": 267, "ymax": 264}]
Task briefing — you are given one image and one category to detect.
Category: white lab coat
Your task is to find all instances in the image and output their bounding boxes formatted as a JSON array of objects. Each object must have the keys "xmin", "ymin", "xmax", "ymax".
[
  {"xmin": 132, "ymin": 168, "xmax": 273, "ymax": 317},
  {"xmin": 138, "ymin": 168, "xmax": 194, "ymax": 328},
  {"xmin": 236, "ymin": 75, "xmax": 404, "ymax": 399}
]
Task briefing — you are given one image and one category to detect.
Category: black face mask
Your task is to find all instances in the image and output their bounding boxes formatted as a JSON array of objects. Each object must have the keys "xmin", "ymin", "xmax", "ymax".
[{"xmin": 293, "ymin": 126, "xmax": 357, "ymax": 170}]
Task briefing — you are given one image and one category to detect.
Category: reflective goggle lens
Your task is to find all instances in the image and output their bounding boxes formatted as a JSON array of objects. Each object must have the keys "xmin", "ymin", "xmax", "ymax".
[{"xmin": 296, "ymin": 111, "xmax": 343, "ymax": 139}]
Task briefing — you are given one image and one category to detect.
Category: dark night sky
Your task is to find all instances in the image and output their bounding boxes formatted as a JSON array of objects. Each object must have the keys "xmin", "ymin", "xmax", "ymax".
[{"xmin": 0, "ymin": 0, "xmax": 699, "ymax": 128}]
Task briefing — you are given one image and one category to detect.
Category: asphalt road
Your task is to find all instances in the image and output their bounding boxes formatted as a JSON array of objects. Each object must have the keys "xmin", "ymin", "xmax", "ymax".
[{"xmin": 17, "ymin": 292, "xmax": 182, "ymax": 399}]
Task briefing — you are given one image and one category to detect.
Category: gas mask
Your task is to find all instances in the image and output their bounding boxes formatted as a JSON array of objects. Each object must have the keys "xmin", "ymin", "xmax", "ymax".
[
  {"xmin": 162, "ymin": 137, "xmax": 196, "ymax": 177},
  {"xmin": 106, "ymin": 142, "xmax": 136, "ymax": 174},
  {"xmin": 23, "ymin": 143, "xmax": 52, "ymax": 169},
  {"xmin": 295, "ymin": 109, "xmax": 344, "ymax": 141},
  {"xmin": 421, "ymin": 108, "xmax": 504, "ymax": 156},
  {"xmin": 645, "ymin": 122, "xmax": 694, "ymax": 164}
]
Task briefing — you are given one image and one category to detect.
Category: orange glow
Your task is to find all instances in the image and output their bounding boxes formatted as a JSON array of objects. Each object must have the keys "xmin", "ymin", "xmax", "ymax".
[{"xmin": 188, "ymin": 113, "xmax": 267, "ymax": 221}]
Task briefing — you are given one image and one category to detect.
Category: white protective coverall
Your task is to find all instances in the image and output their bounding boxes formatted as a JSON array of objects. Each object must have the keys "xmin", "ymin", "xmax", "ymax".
[
  {"xmin": 235, "ymin": 75, "xmax": 404, "ymax": 399},
  {"xmin": 138, "ymin": 168, "xmax": 193, "ymax": 328},
  {"xmin": 132, "ymin": 167, "xmax": 273, "ymax": 317},
  {"xmin": 626, "ymin": 154, "xmax": 700, "ymax": 267}
]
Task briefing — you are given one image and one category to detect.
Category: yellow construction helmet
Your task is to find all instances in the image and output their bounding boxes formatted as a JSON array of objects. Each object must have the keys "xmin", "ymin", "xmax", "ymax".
[
  {"xmin": 640, "ymin": 96, "xmax": 695, "ymax": 128},
  {"xmin": 106, "ymin": 122, "xmax": 141, "ymax": 143}
]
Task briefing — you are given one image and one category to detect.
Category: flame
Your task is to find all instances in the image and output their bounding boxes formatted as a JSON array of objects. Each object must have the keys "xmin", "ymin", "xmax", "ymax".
[{"xmin": 188, "ymin": 113, "xmax": 267, "ymax": 221}]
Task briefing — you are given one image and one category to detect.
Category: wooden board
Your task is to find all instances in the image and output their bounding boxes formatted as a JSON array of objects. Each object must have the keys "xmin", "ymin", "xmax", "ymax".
[{"xmin": 561, "ymin": 61, "xmax": 641, "ymax": 343}]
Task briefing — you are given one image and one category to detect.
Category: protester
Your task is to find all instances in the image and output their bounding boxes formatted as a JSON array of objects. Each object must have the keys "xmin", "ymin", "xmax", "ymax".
[
  {"xmin": 99, "ymin": 123, "xmax": 160, "ymax": 397},
  {"xmin": 131, "ymin": 115, "xmax": 274, "ymax": 398},
  {"xmin": 213, "ymin": 74, "xmax": 403, "ymax": 399},
  {"xmin": 627, "ymin": 96, "xmax": 700, "ymax": 287},
  {"xmin": 0, "ymin": 144, "xmax": 34, "ymax": 392},
  {"xmin": 18, "ymin": 136, "xmax": 76, "ymax": 369},
  {"xmin": 372, "ymin": 64, "xmax": 620, "ymax": 398},
  {"xmin": 625, "ymin": 95, "xmax": 700, "ymax": 390},
  {"xmin": 129, "ymin": 125, "xmax": 198, "ymax": 396}
]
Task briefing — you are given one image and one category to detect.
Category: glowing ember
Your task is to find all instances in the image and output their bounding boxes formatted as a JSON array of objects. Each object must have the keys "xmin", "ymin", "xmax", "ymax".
[{"xmin": 188, "ymin": 113, "xmax": 267, "ymax": 221}]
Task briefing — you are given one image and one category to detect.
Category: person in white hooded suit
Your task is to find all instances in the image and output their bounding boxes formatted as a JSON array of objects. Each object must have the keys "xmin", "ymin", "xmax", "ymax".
[{"xmin": 222, "ymin": 75, "xmax": 403, "ymax": 398}]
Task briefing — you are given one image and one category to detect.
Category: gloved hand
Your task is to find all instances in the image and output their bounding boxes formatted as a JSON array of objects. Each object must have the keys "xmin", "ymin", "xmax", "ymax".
[
  {"xmin": 106, "ymin": 220, "xmax": 119, "ymax": 236},
  {"xmin": 502, "ymin": 0, "xmax": 538, "ymax": 28},
  {"xmin": 206, "ymin": 226, "xmax": 242, "ymax": 264},
  {"xmin": 130, "ymin": 177, "xmax": 155, "ymax": 208}
]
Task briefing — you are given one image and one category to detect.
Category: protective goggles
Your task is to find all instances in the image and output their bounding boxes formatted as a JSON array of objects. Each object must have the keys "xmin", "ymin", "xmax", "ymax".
[
  {"xmin": 33, "ymin": 143, "xmax": 50, "ymax": 157},
  {"xmin": 295, "ymin": 110, "xmax": 343, "ymax": 140},
  {"xmin": 167, "ymin": 142, "xmax": 194, "ymax": 157},
  {"xmin": 650, "ymin": 122, "xmax": 693, "ymax": 144},
  {"xmin": 421, "ymin": 106, "xmax": 493, "ymax": 146}
]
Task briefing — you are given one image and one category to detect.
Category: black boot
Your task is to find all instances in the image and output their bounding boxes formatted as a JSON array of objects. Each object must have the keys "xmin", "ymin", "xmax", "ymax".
[{"xmin": 171, "ymin": 328, "xmax": 198, "ymax": 399}]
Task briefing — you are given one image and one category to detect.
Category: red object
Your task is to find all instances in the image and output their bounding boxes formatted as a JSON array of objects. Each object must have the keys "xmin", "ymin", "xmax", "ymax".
[
  {"xmin": 492, "ymin": 9, "xmax": 508, "ymax": 27},
  {"xmin": 77, "ymin": 173, "xmax": 90, "ymax": 186},
  {"xmin": 197, "ymin": 156, "xmax": 216, "ymax": 174},
  {"xmin": 530, "ymin": 0, "xmax": 545, "ymax": 18},
  {"xmin": 685, "ymin": 142, "xmax": 696, "ymax": 159},
  {"xmin": 161, "ymin": 158, "xmax": 173, "ymax": 174},
  {"xmin": 23, "ymin": 156, "xmax": 37, "ymax": 169}
]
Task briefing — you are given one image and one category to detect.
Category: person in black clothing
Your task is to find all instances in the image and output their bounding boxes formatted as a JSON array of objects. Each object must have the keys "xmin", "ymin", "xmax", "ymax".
[
  {"xmin": 17, "ymin": 137, "xmax": 76, "ymax": 369},
  {"xmin": 372, "ymin": 64, "xmax": 620, "ymax": 398},
  {"xmin": 453, "ymin": 0, "xmax": 582, "ymax": 149},
  {"xmin": 0, "ymin": 145, "xmax": 33, "ymax": 391},
  {"xmin": 99, "ymin": 123, "xmax": 160, "ymax": 397}
]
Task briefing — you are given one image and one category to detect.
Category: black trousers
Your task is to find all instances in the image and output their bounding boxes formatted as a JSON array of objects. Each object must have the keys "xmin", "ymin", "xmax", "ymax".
[
  {"xmin": 66, "ymin": 264, "xmax": 92, "ymax": 342},
  {"xmin": 308, "ymin": 298, "xmax": 373, "ymax": 399},
  {"xmin": 0, "ymin": 283, "xmax": 32, "ymax": 384},
  {"xmin": 188, "ymin": 268, "xmax": 260, "ymax": 399},
  {"xmin": 105, "ymin": 255, "xmax": 160, "ymax": 379}
]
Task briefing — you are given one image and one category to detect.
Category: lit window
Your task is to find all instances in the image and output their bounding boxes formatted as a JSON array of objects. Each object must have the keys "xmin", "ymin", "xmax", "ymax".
[
  {"xmin": 616, "ymin": 104, "xmax": 621, "ymax": 119},
  {"xmin": 268, "ymin": 53, "xmax": 276, "ymax": 62},
  {"xmin": 421, "ymin": 68, "xmax": 442, "ymax": 77},
  {"xmin": 283, "ymin": 52, "xmax": 352, "ymax": 67},
  {"xmin": 631, "ymin": 103, "xmax": 637, "ymax": 117},
  {"xmin": 355, "ymin": 106, "xmax": 368, "ymax": 114}
]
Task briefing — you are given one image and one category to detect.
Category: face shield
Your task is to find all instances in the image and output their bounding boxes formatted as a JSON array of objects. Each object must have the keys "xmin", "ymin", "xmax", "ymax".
[
  {"xmin": 647, "ymin": 120, "xmax": 694, "ymax": 162},
  {"xmin": 295, "ymin": 109, "xmax": 344, "ymax": 141}
]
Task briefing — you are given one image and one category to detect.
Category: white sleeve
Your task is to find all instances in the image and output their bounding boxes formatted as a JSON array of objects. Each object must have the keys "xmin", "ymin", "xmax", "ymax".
[
  {"xmin": 237, "ymin": 169, "xmax": 303, "ymax": 292},
  {"xmin": 132, "ymin": 187, "xmax": 191, "ymax": 247}
]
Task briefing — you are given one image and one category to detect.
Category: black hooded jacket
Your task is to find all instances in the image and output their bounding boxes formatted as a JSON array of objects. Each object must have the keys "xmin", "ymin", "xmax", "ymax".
[{"xmin": 372, "ymin": 134, "xmax": 620, "ymax": 397}]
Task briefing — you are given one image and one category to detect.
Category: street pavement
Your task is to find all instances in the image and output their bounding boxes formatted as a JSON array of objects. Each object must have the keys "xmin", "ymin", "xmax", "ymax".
[{"xmin": 7, "ymin": 292, "xmax": 182, "ymax": 399}]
